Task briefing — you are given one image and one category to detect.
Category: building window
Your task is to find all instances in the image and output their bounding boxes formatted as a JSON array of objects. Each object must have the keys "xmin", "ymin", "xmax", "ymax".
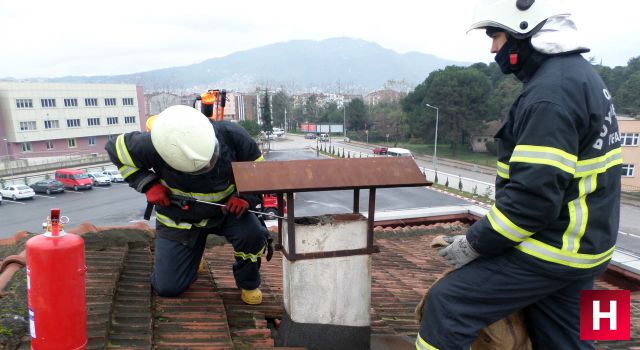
[
  {"xmin": 124, "ymin": 116, "xmax": 136, "ymax": 124},
  {"xmin": 16, "ymin": 99, "xmax": 33, "ymax": 108},
  {"xmin": 107, "ymin": 134, "xmax": 117, "ymax": 141},
  {"xmin": 67, "ymin": 119, "xmax": 81, "ymax": 128},
  {"xmin": 41, "ymin": 98, "xmax": 56, "ymax": 108},
  {"xmin": 44, "ymin": 120, "xmax": 60, "ymax": 129},
  {"xmin": 22, "ymin": 142, "xmax": 32, "ymax": 152},
  {"xmin": 64, "ymin": 98, "xmax": 78, "ymax": 107},
  {"xmin": 46, "ymin": 140, "xmax": 54, "ymax": 150},
  {"xmin": 19, "ymin": 121, "xmax": 37, "ymax": 131},
  {"xmin": 87, "ymin": 117, "xmax": 101, "ymax": 126},
  {"xmin": 85, "ymin": 98, "xmax": 98, "ymax": 107},
  {"xmin": 621, "ymin": 133, "xmax": 639, "ymax": 146},
  {"xmin": 88, "ymin": 136, "xmax": 96, "ymax": 146},
  {"xmin": 104, "ymin": 98, "xmax": 117, "ymax": 106},
  {"xmin": 122, "ymin": 97, "xmax": 134, "ymax": 106},
  {"xmin": 68, "ymin": 138, "xmax": 77, "ymax": 148},
  {"xmin": 107, "ymin": 117, "xmax": 118, "ymax": 125},
  {"xmin": 622, "ymin": 164, "xmax": 635, "ymax": 177}
]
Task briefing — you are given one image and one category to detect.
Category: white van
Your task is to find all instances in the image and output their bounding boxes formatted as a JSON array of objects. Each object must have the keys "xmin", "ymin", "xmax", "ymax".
[{"xmin": 386, "ymin": 148, "xmax": 413, "ymax": 158}]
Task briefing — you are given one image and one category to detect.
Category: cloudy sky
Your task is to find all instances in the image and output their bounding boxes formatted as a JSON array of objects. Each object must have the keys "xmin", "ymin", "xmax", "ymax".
[{"xmin": 1, "ymin": 0, "xmax": 638, "ymax": 79}]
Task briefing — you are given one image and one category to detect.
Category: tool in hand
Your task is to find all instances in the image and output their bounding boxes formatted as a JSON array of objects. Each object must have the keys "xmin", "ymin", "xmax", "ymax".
[{"xmin": 169, "ymin": 194, "xmax": 288, "ymax": 220}]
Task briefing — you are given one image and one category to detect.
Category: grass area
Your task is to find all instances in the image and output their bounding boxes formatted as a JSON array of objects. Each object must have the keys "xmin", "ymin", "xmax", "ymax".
[
  {"xmin": 432, "ymin": 183, "xmax": 495, "ymax": 205},
  {"xmin": 387, "ymin": 142, "xmax": 497, "ymax": 167}
]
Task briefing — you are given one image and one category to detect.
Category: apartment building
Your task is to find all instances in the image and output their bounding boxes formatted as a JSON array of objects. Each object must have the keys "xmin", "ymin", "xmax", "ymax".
[
  {"xmin": 619, "ymin": 116, "xmax": 640, "ymax": 192},
  {"xmin": 0, "ymin": 82, "xmax": 145, "ymax": 159}
]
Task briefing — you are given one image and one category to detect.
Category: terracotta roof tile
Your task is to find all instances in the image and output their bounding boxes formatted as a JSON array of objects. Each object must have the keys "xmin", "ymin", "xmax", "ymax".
[{"xmin": 1, "ymin": 223, "xmax": 639, "ymax": 349}]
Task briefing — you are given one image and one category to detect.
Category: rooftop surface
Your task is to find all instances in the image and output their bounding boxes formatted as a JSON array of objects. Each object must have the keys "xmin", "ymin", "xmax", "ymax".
[{"xmin": 0, "ymin": 219, "xmax": 638, "ymax": 349}]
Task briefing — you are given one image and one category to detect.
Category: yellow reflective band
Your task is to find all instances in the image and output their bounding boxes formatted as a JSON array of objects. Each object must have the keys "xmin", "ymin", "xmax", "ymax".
[
  {"xmin": 160, "ymin": 181, "xmax": 236, "ymax": 202},
  {"xmin": 487, "ymin": 205, "xmax": 534, "ymax": 242},
  {"xmin": 574, "ymin": 148, "xmax": 623, "ymax": 178},
  {"xmin": 515, "ymin": 239, "xmax": 615, "ymax": 268},
  {"xmin": 510, "ymin": 145, "xmax": 576, "ymax": 174},
  {"xmin": 563, "ymin": 175, "xmax": 597, "ymax": 253},
  {"xmin": 115, "ymin": 134, "xmax": 137, "ymax": 168},
  {"xmin": 254, "ymin": 155, "xmax": 265, "ymax": 162},
  {"xmin": 118, "ymin": 164, "xmax": 138, "ymax": 179},
  {"xmin": 155, "ymin": 213, "xmax": 209, "ymax": 230},
  {"xmin": 497, "ymin": 161, "xmax": 510, "ymax": 179},
  {"xmin": 416, "ymin": 334, "xmax": 439, "ymax": 350},
  {"xmin": 234, "ymin": 244, "xmax": 266, "ymax": 263}
]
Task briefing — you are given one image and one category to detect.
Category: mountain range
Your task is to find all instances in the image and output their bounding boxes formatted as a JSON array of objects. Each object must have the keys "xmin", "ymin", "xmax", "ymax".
[{"xmin": 33, "ymin": 37, "xmax": 471, "ymax": 93}]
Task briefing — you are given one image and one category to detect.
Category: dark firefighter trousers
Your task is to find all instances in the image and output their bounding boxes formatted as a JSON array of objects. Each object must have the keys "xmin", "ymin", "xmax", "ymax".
[
  {"xmin": 151, "ymin": 213, "xmax": 268, "ymax": 297},
  {"xmin": 418, "ymin": 249, "xmax": 608, "ymax": 350}
]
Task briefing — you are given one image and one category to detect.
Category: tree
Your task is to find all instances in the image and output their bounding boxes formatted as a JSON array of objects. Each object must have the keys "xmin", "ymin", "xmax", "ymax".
[
  {"xmin": 615, "ymin": 72, "xmax": 640, "ymax": 115},
  {"xmin": 303, "ymin": 94, "xmax": 319, "ymax": 123},
  {"xmin": 238, "ymin": 120, "xmax": 261, "ymax": 137},
  {"xmin": 272, "ymin": 90, "xmax": 291, "ymax": 129},
  {"xmin": 487, "ymin": 76, "xmax": 521, "ymax": 119},
  {"xmin": 261, "ymin": 89, "xmax": 272, "ymax": 132},
  {"xmin": 346, "ymin": 98, "xmax": 368, "ymax": 131},
  {"xmin": 402, "ymin": 66, "xmax": 492, "ymax": 150}
]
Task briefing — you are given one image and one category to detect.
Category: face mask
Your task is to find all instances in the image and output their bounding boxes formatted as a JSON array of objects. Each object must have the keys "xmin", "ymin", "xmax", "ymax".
[{"xmin": 494, "ymin": 41, "xmax": 514, "ymax": 74}]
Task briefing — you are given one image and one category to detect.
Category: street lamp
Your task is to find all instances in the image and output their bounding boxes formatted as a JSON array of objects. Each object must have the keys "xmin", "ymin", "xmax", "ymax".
[
  {"xmin": 425, "ymin": 104, "xmax": 439, "ymax": 171},
  {"xmin": 343, "ymin": 105, "xmax": 346, "ymax": 141}
]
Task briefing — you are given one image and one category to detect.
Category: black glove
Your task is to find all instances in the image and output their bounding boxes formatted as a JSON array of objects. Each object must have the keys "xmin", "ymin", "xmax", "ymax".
[{"xmin": 266, "ymin": 236, "xmax": 274, "ymax": 262}]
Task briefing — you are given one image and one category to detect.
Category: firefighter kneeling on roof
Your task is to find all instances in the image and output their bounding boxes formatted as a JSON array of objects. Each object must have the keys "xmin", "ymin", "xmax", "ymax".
[{"xmin": 105, "ymin": 105, "xmax": 272, "ymax": 305}]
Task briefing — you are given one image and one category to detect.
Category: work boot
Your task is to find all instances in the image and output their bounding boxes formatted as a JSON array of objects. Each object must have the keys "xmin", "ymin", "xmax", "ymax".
[{"xmin": 241, "ymin": 288, "xmax": 262, "ymax": 305}]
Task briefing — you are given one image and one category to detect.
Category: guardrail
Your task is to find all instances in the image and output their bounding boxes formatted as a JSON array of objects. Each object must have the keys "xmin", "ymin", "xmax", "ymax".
[{"xmin": 316, "ymin": 144, "xmax": 497, "ymax": 200}]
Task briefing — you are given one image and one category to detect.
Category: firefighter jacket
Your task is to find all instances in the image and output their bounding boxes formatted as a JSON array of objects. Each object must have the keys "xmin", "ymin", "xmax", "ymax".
[
  {"xmin": 105, "ymin": 120, "xmax": 264, "ymax": 229},
  {"xmin": 467, "ymin": 53, "xmax": 622, "ymax": 271}
]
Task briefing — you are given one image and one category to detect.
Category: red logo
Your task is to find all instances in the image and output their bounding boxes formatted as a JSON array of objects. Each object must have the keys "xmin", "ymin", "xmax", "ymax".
[{"xmin": 580, "ymin": 290, "xmax": 631, "ymax": 340}]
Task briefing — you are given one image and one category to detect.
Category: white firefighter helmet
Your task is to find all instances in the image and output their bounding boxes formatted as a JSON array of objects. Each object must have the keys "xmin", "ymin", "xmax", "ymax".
[
  {"xmin": 468, "ymin": 0, "xmax": 571, "ymax": 37},
  {"xmin": 151, "ymin": 105, "xmax": 218, "ymax": 173}
]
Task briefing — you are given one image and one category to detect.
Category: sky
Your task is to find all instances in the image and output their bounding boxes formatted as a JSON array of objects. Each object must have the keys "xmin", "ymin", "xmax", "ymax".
[{"xmin": 1, "ymin": 0, "xmax": 638, "ymax": 79}]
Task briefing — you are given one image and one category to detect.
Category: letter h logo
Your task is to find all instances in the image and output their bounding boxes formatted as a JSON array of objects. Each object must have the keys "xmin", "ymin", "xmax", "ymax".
[{"xmin": 580, "ymin": 290, "xmax": 631, "ymax": 340}]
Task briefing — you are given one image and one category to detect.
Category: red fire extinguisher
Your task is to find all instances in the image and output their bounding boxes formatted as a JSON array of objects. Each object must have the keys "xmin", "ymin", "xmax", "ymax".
[{"xmin": 26, "ymin": 208, "xmax": 87, "ymax": 350}]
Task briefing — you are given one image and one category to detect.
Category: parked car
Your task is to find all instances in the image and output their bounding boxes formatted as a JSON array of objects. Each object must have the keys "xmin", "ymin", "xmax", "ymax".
[
  {"xmin": 102, "ymin": 169, "xmax": 124, "ymax": 183},
  {"xmin": 373, "ymin": 147, "xmax": 388, "ymax": 155},
  {"xmin": 88, "ymin": 172, "xmax": 112, "ymax": 186},
  {"xmin": 272, "ymin": 128, "xmax": 285, "ymax": 136},
  {"xmin": 30, "ymin": 179, "xmax": 65, "ymax": 195},
  {"xmin": 55, "ymin": 169, "xmax": 93, "ymax": 191},
  {"xmin": 318, "ymin": 134, "xmax": 329, "ymax": 142},
  {"xmin": 1, "ymin": 184, "xmax": 36, "ymax": 200},
  {"xmin": 0, "ymin": 193, "xmax": 3, "ymax": 205},
  {"xmin": 304, "ymin": 133, "xmax": 317, "ymax": 139}
]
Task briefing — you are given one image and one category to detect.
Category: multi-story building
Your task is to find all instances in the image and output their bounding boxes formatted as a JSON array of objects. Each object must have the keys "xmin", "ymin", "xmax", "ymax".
[
  {"xmin": 0, "ymin": 82, "xmax": 145, "ymax": 159},
  {"xmin": 619, "ymin": 116, "xmax": 640, "ymax": 192},
  {"xmin": 364, "ymin": 89, "xmax": 404, "ymax": 106}
]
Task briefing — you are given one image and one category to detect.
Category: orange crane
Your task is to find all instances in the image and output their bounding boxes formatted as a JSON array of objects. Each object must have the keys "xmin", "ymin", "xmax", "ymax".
[{"xmin": 193, "ymin": 89, "xmax": 227, "ymax": 121}]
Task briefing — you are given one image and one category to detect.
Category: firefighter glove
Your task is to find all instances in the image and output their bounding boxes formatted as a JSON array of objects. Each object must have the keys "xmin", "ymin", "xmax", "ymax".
[
  {"xmin": 224, "ymin": 196, "xmax": 249, "ymax": 217},
  {"xmin": 266, "ymin": 236, "xmax": 274, "ymax": 262},
  {"xmin": 145, "ymin": 182, "xmax": 170, "ymax": 207},
  {"xmin": 438, "ymin": 235, "xmax": 479, "ymax": 269}
]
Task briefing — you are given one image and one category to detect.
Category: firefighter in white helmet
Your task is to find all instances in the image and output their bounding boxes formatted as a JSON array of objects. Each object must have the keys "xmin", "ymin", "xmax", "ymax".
[
  {"xmin": 106, "ymin": 105, "xmax": 271, "ymax": 305},
  {"xmin": 416, "ymin": 1, "xmax": 622, "ymax": 349}
]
